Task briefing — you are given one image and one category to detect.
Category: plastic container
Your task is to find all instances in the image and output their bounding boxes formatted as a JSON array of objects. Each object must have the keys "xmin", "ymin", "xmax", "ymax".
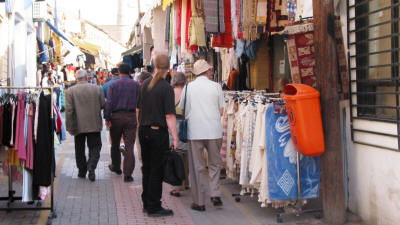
[{"xmin": 281, "ymin": 84, "xmax": 325, "ymax": 156}]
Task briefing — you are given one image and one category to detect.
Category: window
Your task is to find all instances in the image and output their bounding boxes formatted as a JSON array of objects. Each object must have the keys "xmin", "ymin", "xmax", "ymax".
[{"xmin": 348, "ymin": 0, "xmax": 400, "ymax": 150}]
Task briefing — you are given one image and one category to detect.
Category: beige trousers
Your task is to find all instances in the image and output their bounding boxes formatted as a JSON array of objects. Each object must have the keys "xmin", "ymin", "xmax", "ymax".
[{"xmin": 188, "ymin": 139, "xmax": 223, "ymax": 206}]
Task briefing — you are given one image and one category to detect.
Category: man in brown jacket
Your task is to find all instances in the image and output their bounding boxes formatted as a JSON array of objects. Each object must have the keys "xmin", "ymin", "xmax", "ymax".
[{"xmin": 65, "ymin": 70, "xmax": 105, "ymax": 182}]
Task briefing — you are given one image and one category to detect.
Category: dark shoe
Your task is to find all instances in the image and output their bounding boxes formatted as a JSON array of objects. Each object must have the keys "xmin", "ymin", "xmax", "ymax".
[
  {"xmin": 190, "ymin": 203, "xmax": 206, "ymax": 212},
  {"xmin": 147, "ymin": 208, "xmax": 174, "ymax": 217},
  {"xmin": 88, "ymin": 170, "xmax": 95, "ymax": 182},
  {"xmin": 108, "ymin": 164, "xmax": 122, "ymax": 175},
  {"xmin": 170, "ymin": 190, "xmax": 181, "ymax": 197},
  {"xmin": 210, "ymin": 197, "xmax": 223, "ymax": 207},
  {"xmin": 78, "ymin": 170, "xmax": 87, "ymax": 178},
  {"xmin": 124, "ymin": 176, "xmax": 134, "ymax": 182}
]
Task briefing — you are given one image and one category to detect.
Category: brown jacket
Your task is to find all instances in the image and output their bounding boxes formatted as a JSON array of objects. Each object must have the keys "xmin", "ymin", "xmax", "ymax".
[{"xmin": 65, "ymin": 81, "xmax": 105, "ymax": 135}]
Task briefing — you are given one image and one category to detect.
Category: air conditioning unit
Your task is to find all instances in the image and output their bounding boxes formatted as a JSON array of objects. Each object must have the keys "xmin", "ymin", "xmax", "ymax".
[{"xmin": 32, "ymin": 1, "xmax": 47, "ymax": 22}]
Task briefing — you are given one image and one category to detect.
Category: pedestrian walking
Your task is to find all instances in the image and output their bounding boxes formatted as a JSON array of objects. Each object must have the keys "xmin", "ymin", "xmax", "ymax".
[
  {"xmin": 169, "ymin": 72, "xmax": 190, "ymax": 197},
  {"xmin": 65, "ymin": 70, "xmax": 105, "ymax": 182},
  {"xmin": 179, "ymin": 59, "xmax": 225, "ymax": 211},
  {"xmin": 104, "ymin": 64, "xmax": 140, "ymax": 183},
  {"xmin": 136, "ymin": 54, "xmax": 178, "ymax": 217}
]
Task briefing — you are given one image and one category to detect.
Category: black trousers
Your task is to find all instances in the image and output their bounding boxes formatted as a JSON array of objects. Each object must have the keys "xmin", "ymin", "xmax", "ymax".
[
  {"xmin": 74, "ymin": 132, "xmax": 102, "ymax": 173},
  {"xmin": 139, "ymin": 126, "xmax": 169, "ymax": 212}
]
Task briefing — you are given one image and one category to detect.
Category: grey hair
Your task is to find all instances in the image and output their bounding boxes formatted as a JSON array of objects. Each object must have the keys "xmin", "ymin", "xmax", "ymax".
[
  {"xmin": 171, "ymin": 72, "xmax": 187, "ymax": 87},
  {"xmin": 76, "ymin": 70, "xmax": 88, "ymax": 79}
]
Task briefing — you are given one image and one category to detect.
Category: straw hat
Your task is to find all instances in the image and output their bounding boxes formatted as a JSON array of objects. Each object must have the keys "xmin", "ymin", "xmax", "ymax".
[{"xmin": 192, "ymin": 59, "xmax": 213, "ymax": 76}]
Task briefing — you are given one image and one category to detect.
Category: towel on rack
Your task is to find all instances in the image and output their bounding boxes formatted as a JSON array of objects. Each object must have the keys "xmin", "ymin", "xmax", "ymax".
[{"xmin": 265, "ymin": 106, "xmax": 320, "ymax": 200}]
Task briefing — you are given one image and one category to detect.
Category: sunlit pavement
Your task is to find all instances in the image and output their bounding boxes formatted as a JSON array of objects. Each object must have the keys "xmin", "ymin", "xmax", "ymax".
[{"xmin": 0, "ymin": 126, "xmax": 356, "ymax": 225}]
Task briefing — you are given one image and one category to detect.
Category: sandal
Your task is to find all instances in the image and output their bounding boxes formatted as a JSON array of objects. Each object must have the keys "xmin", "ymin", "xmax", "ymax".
[{"xmin": 170, "ymin": 190, "xmax": 181, "ymax": 197}]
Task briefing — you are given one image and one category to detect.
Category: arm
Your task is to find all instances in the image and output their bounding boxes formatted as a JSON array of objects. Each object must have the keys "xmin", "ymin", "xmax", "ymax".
[
  {"xmin": 65, "ymin": 90, "xmax": 76, "ymax": 135},
  {"xmin": 104, "ymin": 85, "xmax": 113, "ymax": 122},
  {"xmin": 166, "ymin": 114, "xmax": 178, "ymax": 150},
  {"xmin": 99, "ymin": 86, "xmax": 105, "ymax": 109}
]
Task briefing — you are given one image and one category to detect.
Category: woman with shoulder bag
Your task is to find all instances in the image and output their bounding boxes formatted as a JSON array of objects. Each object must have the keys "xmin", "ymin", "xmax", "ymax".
[{"xmin": 169, "ymin": 72, "xmax": 190, "ymax": 197}]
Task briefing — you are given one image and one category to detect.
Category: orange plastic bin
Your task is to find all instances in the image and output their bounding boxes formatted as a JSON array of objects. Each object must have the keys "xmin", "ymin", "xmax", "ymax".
[{"xmin": 281, "ymin": 84, "xmax": 325, "ymax": 156}]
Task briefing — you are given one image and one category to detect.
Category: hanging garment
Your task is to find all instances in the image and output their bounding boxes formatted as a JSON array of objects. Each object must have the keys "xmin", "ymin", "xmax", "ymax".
[
  {"xmin": 220, "ymin": 105, "xmax": 229, "ymax": 167},
  {"xmin": 22, "ymin": 169, "xmax": 33, "ymax": 202},
  {"xmin": 265, "ymin": 105, "xmax": 320, "ymax": 200},
  {"xmin": 256, "ymin": 0, "xmax": 268, "ymax": 24},
  {"xmin": 249, "ymin": 103, "xmax": 268, "ymax": 187},
  {"xmin": 16, "ymin": 92, "xmax": 27, "ymax": 160},
  {"xmin": 203, "ymin": 0, "xmax": 219, "ymax": 32},
  {"xmin": 212, "ymin": 0, "xmax": 233, "ymax": 48},
  {"xmin": 227, "ymin": 70, "xmax": 240, "ymax": 90},
  {"xmin": 33, "ymin": 93, "xmax": 53, "ymax": 187},
  {"xmin": 287, "ymin": 0, "xmax": 297, "ymax": 22},
  {"xmin": 286, "ymin": 23, "xmax": 316, "ymax": 87},
  {"xmin": 225, "ymin": 99, "xmax": 236, "ymax": 179},
  {"xmin": 2, "ymin": 103, "xmax": 11, "ymax": 147},
  {"xmin": 26, "ymin": 103, "xmax": 35, "ymax": 170}
]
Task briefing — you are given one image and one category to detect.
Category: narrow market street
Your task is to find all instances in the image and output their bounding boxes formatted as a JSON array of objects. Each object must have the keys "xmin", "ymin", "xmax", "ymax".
[{"xmin": 0, "ymin": 127, "xmax": 345, "ymax": 225}]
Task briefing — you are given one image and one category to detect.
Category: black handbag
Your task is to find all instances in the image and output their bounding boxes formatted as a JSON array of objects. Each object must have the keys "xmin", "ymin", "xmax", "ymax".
[
  {"xmin": 163, "ymin": 150, "xmax": 186, "ymax": 186},
  {"xmin": 178, "ymin": 83, "xmax": 188, "ymax": 143}
]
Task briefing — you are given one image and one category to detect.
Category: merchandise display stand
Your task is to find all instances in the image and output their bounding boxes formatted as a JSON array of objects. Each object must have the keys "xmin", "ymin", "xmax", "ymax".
[
  {"xmin": 0, "ymin": 86, "xmax": 57, "ymax": 225},
  {"xmin": 275, "ymin": 152, "xmax": 322, "ymax": 223}
]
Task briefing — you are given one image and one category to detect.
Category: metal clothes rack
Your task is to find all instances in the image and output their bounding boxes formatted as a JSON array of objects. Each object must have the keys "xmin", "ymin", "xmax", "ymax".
[
  {"xmin": 0, "ymin": 86, "xmax": 57, "ymax": 225},
  {"xmin": 223, "ymin": 91, "xmax": 322, "ymax": 222}
]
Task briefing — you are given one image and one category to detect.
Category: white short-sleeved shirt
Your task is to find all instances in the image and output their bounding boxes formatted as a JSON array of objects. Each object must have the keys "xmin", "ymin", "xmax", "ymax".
[{"xmin": 179, "ymin": 76, "xmax": 225, "ymax": 140}]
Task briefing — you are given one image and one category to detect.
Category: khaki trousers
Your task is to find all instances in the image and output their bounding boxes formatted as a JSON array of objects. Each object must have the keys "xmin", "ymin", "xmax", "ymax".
[{"xmin": 189, "ymin": 139, "xmax": 223, "ymax": 206}]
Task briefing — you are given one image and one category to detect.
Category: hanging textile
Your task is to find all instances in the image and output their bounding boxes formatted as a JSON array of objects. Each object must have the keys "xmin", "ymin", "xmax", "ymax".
[
  {"xmin": 189, "ymin": 0, "xmax": 206, "ymax": 48},
  {"xmin": 212, "ymin": 0, "xmax": 233, "ymax": 48},
  {"xmin": 203, "ymin": 0, "xmax": 219, "ymax": 33},
  {"xmin": 285, "ymin": 22, "xmax": 316, "ymax": 88},
  {"xmin": 287, "ymin": 0, "xmax": 297, "ymax": 22},
  {"xmin": 163, "ymin": 0, "xmax": 175, "ymax": 10},
  {"xmin": 33, "ymin": 93, "xmax": 53, "ymax": 187},
  {"xmin": 265, "ymin": 105, "xmax": 320, "ymax": 200},
  {"xmin": 242, "ymin": 0, "xmax": 258, "ymax": 41},
  {"xmin": 256, "ymin": 0, "xmax": 268, "ymax": 24},
  {"xmin": 249, "ymin": 40, "xmax": 271, "ymax": 90},
  {"xmin": 267, "ymin": 0, "xmax": 289, "ymax": 33}
]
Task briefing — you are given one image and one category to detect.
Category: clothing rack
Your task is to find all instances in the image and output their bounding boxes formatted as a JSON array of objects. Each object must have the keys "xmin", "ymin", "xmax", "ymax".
[
  {"xmin": 0, "ymin": 86, "xmax": 56, "ymax": 225},
  {"xmin": 223, "ymin": 91, "xmax": 322, "ymax": 222}
]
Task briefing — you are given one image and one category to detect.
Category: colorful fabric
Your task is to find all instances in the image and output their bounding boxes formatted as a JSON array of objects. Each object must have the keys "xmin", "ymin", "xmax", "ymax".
[
  {"xmin": 256, "ymin": 0, "xmax": 268, "ymax": 24},
  {"xmin": 189, "ymin": 17, "xmax": 206, "ymax": 47},
  {"xmin": 104, "ymin": 77, "xmax": 140, "ymax": 121},
  {"xmin": 26, "ymin": 104, "xmax": 34, "ymax": 170},
  {"xmin": 175, "ymin": 0, "xmax": 182, "ymax": 46},
  {"xmin": 265, "ymin": 105, "xmax": 320, "ymax": 200},
  {"xmin": 16, "ymin": 92, "xmax": 26, "ymax": 161},
  {"xmin": 203, "ymin": 0, "xmax": 219, "ymax": 32},
  {"xmin": 212, "ymin": 0, "xmax": 233, "ymax": 48},
  {"xmin": 267, "ymin": 0, "xmax": 289, "ymax": 32},
  {"xmin": 286, "ymin": 24, "xmax": 316, "ymax": 87},
  {"xmin": 287, "ymin": 0, "xmax": 297, "ymax": 22},
  {"xmin": 162, "ymin": 0, "xmax": 174, "ymax": 10},
  {"xmin": 218, "ymin": 0, "xmax": 225, "ymax": 33}
]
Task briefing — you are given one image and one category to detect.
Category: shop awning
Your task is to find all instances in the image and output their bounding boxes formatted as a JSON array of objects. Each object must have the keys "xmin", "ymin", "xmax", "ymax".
[
  {"xmin": 71, "ymin": 38, "xmax": 101, "ymax": 56},
  {"xmin": 121, "ymin": 45, "xmax": 142, "ymax": 56},
  {"xmin": 45, "ymin": 20, "xmax": 75, "ymax": 46}
]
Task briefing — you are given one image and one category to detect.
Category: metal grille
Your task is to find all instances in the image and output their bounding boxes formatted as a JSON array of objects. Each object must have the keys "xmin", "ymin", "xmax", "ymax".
[{"xmin": 348, "ymin": 0, "xmax": 400, "ymax": 151}]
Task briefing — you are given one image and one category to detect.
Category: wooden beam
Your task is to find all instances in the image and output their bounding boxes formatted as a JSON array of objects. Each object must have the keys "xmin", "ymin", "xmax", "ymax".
[{"xmin": 313, "ymin": 0, "xmax": 346, "ymax": 224}]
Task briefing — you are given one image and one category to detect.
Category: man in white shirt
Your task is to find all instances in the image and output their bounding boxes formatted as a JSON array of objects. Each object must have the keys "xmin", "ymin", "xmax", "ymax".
[{"xmin": 179, "ymin": 59, "xmax": 225, "ymax": 212}]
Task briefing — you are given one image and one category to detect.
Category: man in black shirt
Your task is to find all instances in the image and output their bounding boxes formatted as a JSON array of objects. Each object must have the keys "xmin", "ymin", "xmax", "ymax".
[{"xmin": 136, "ymin": 54, "xmax": 178, "ymax": 217}]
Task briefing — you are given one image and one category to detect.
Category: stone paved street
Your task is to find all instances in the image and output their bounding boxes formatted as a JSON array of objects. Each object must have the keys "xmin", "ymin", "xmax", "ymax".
[{"xmin": 0, "ymin": 128, "xmax": 361, "ymax": 225}]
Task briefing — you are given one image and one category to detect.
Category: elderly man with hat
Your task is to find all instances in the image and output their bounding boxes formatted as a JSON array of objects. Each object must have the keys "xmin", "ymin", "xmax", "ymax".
[
  {"xmin": 65, "ymin": 69, "xmax": 105, "ymax": 182},
  {"xmin": 178, "ymin": 59, "xmax": 225, "ymax": 211}
]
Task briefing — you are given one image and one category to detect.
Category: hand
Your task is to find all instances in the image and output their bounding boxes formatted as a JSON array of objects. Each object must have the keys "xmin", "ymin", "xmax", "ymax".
[
  {"xmin": 172, "ymin": 138, "xmax": 178, "ymax": 151},
  {"xmin": 106, "ymin": 121, "xmax": 112, "ymax": 128}
]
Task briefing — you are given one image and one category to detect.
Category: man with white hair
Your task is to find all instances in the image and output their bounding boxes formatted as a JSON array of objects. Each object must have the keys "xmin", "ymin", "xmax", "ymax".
[
  {"xmin": 179, "ymin": 59, "xmax": 225, "ymax": 211},
  {"xmin": 65, "ymin": 70, "xmax": 105, "ymax": 182}
]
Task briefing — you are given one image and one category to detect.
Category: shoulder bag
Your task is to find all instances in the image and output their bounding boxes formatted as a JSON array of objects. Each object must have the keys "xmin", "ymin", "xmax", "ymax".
[{"xmin": 178, "ymin": 83, "xmax": 188, "ymax": 143}]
